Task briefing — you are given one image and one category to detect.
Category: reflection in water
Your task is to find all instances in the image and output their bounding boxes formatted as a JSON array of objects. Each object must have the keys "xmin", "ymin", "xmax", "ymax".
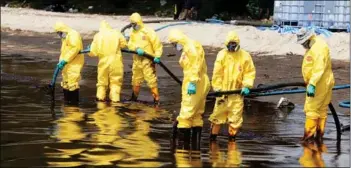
[
  {"xmin": 44, "ymin": 102, "xmax": 165, "ymax": 167},
  {"xmin": 1, "ymin": 52, "xmax": 350, "ymax": 167},
  {"xmin": 174, "ymin": 149, "xmax": 202, "ymax": 167},
  {"xmin": 53, "ymin": 106, "xmax": 86, "ymax": 142},
  {"xmin": 115, "ymin": 104, "xmax": 162, "ymax": 167},
  {"xmin": 209, "ymin": 141, "xmax": 242, "ymax": 167},
  {"xmin": 79, "ymin": 102, "xmax": 126, "ymax": 166},
  {"xmin": 45, "ymin": 105, "xmax": 87, "ymax": 167},
  {"xmin": 299, "ymin": 142, "xmax": 327, "ymax": 167}
]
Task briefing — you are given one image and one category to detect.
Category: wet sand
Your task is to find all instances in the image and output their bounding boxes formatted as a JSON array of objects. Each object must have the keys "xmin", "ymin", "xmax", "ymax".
[{"xmin": 1, "ymin": 29, "xmax": 350, "ymax": 167}]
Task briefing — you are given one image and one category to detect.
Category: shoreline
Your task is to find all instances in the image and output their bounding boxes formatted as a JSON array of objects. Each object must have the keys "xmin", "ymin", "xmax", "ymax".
[
  {"xmin": 1, "ymin": 29, "xmax": 349, "ymax": 114},
  {"xmin": 1, "ymin": 7, "xmax": 349, "ymax": 60},
  {"xmin": 2, "ymin": 27, "xmax": 350, "ymax": 63}
]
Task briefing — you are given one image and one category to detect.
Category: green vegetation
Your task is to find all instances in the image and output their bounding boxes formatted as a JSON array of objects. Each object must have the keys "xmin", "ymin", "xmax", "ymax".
[{"xmin": 2, "ymin": 0, "xmax": 274, "ymax": 20}]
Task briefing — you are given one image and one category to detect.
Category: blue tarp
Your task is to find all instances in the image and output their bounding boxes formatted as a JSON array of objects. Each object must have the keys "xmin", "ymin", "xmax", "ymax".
[{"xmin": 258, "ymin": 25, "xmax": 333, "ymax": 37}]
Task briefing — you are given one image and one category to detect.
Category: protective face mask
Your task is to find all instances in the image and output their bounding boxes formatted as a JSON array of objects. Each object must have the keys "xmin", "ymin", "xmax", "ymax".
[
  {"xmin": 132, "ymin": 23, "xmax": 140, "ymax": 31},
  {"xmin": 57, "ymin": 32, "xmax": 66, "ymax": 39},
  {"xmin": 227, "ymin": 42, "xmax": 239, "ymax": 52},
  {"xmin": 176, "ymin": 43, "xmax": 183, "ymax": 51},
  {"xmin": 302, "ymin": 40, "xmax": 310, "ymax": 49}
]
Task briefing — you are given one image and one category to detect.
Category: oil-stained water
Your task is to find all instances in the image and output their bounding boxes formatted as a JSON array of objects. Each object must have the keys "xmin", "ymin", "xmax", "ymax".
[{"xmin": 1, "ymin": 54, "xmax": 349, "ymax": 167}]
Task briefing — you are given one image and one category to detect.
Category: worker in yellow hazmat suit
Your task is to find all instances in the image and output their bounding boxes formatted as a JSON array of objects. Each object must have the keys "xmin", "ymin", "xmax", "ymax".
[
  {"xmin": 54, "ymin": 21, "xmax": 84, "ymax": 105},
  {"xmin": 127, "ymin": 13, "xmax": 163, "ymax": 105},
  {"xmin": 88, "ymin": 20, "xmax": 127, "ymax": 102},
  {"xmin": 168, "ymin": 29, "xmax": 210, "ymax": 150},
  {"xmin": 209, "ymin": 31, "xmax": 256, "ymax": 141},
  {"xmin": 296, "ymin": 28, "xmax": 335, "ymax": 142}
]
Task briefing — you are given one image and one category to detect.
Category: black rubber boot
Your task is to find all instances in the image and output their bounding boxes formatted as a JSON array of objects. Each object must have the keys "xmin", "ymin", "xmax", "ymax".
[
  {"xmin": 315, "ymin": 129, "xmax": 324, "ymax": 144},
  {"xmin": 228, "ymin": 135, "xmax": 236, "ymax": 142},
  {"xmin": 154, "ymin": 99, "xmax": 160, "ymax": 107},
  {"xmin": 191, "ymin": 127, "xmax": 202, "ymax": 151},
  {"xmin": 172, "ymin": 121, "xmax": 179, "ymax": 141},
  {"xmin": 63, "ymin": 89, "xmax": 69, "ymax": 102},
  {"xmin": 67, "ymin": 89, "xmax": 79, "ymax": 105},
  {"xmin": 210, "ymin": 134, "xmax": 218, "ymax": 141},
  {"xmin": 179, "ymin": 128, "xmax": 191, "ymax": 150},
  {"xmin": 129, "ymin": 92, "xmax": 138, "ymax": 101},
  {"xmin": 170, "ymin": 120, "xmax": 179, "ymax": 153}
]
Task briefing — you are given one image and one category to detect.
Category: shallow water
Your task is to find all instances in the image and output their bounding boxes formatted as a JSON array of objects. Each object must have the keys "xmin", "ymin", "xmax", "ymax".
[{"xmin": 1, "ymin": 54, "xmax": 350, "ymax": 167}]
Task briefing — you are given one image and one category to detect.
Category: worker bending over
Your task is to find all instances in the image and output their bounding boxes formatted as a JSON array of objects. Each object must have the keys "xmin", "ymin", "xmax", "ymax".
[
  {"xmin": 53, "ymin": 21, "xmax": 84, "ymax": 105},
  {"xmin": 209, "ymin": 31, "xmax": 256, "ymax": 142},
  {"xmin": 296, "ymin": 28, "xmax": 335, "ymax": 143},
  {"xmin": 168, "ymin": 29, "xmax": 210, "ymax": 150},
  {"xmin": 88, "ymin": 20, "xmax": 127, "ymax": 102},
  {"xmin": 127, "ymin": 12, "xmax": 163, "ymax": 105}
]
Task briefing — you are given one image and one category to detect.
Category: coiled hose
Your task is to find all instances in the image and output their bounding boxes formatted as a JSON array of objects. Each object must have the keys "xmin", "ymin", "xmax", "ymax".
[{"xmin": 339, "ymin": 100, "xmax": 350, "ymax": 108}]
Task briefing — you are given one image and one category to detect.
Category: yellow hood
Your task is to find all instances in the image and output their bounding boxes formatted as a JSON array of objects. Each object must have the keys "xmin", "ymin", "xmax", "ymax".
[
  {"xmin": 225, "ymin": 31, "xmax": 240, "ymax": 46},
  {"xmin": 168, "ymin": 29, "xmax": 188, "ymax": 45},
  {"xmin": 130, "ymin": 12, "xmax": 144, "ymax": 28},
  {"xmin": 54, "ymin": 21, "xmax": 72, "ymax": 33},
  {"xmin": 99, "ymin": 20, "xmax": 112, "ymax": 32}
]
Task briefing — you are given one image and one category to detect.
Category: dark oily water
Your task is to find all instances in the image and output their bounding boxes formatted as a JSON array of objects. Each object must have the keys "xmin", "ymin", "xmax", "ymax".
[{"xmin": 1, "ymin": 54, "xmax": 350, "ymax": 167}]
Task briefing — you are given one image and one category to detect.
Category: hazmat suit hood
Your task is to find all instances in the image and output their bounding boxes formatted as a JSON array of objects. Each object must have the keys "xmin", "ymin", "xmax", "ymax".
[
  {"xmin": 225, "ymin": 31, "xmax": 240, "ymax": 46},
  {"xmin": 130, "ymin": 13, "xmax": 144, "ymax": 28},
  {"xmin": 54, "ymin": 21, "xmax": 72, "ymax": 33},
  {"xmin": 99, "ymin": 20, "xmax": 112, "ymax": 32},
  {"xmin": 168, "ymin": 29, "xmax": 189, "ymax": 46}
]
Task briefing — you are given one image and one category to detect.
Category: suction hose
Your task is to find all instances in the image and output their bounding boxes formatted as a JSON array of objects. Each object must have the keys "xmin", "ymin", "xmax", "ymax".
[
  {"xmin": 121, "ymin": 49, "xmax": 182, "ymax": 85},
  {"xmin": 208, "ymin": 82, "xmax": 349, "ymax": 141}
]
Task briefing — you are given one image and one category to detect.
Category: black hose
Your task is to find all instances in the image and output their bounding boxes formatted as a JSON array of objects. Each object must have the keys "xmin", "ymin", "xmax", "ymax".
[
  {"xmin": 121, "ymin": 49, "xmax": 182, "ymax": 85},
  {"xmin": 207, "ymin": 82, "xmax": 306, "ymax": 97},
  {"xmin": 121, "ymin": 23, "xmax": 132, "ymax": 34},
  {"xmin": 328, "ymin": 103, "xmax": 342, "ymax": 141},
  {"xmin": 207, "ymin": 81, "xmax": 343, "ymax": 141},
  {"xmin": 143, "ymin": 19, "xmax": 180, "ymax": 23},
  {"xmin": 341, "ymin": 125, "xmax": 350, "ymax": 132},
  {"xmin": 126, "ymin": 19, "xmax": 274, "ymax": 27}
]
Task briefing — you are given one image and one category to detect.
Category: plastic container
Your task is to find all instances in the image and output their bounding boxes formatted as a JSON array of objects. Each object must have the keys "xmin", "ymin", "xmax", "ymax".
[{"xmin": 273, "ymin": 0, "xmax": 350, "ymax": 30}]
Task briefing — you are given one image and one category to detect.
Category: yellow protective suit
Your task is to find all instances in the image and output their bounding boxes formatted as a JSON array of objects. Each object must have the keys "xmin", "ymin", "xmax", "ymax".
[
  {"xmin": 302, "ymin": 35, "xmax": 335, "ymax": 140},
  {"xmin": 54, "ymin": 22, "xmax": 84, "ymax": 91},
  {"xmin": 127, "ymin": 13, "xmax": 163, "ymax": 100},
  {"xmin": 209, "ymin": 31, "xmax": 256, "ymax": 135},
  {"xmin": 168, "ymin": 29, "xmax": 210, "ymax": 128},
  {"xmin": 88, "ymin": 20, "xmax": 127, "ymax": 102}
]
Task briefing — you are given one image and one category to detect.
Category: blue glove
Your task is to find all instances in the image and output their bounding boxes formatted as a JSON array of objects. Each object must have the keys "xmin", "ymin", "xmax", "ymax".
[
  {"xmin": 154, "ymin": 57, "xmax": 161, "ymax": 64},
  {"xmin": 187, "ymin": 82, "xmax": 196, "ymax": 95},
  {"xmin": 124, "ymin": 35, "xmax": 130, "ymax": 41},
  {"xmin": 57, "ymin": 60, "xmax": 67, "ymax": 70},
  {"xmin": 240, "ymin": 87, "xmax": 250, "ymax": 96},
  {"xmin": 136, "ymin": 48, "xmax": 144, "ymax": 56},
  {"xmin": 79, "ymin": 44, "xmax": 91, "ymax": 54},
  {"xmin": 306, "ymin": 84, "xmax": 315, "ymax": 97}
]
